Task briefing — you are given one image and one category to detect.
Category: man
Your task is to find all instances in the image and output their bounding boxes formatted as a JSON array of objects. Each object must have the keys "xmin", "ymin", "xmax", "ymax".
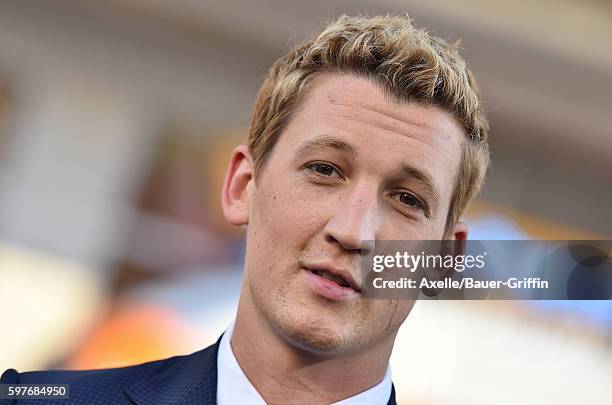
[{"xmin": 1, "ymin": 14, "xmax": 489, "ymax": 405}]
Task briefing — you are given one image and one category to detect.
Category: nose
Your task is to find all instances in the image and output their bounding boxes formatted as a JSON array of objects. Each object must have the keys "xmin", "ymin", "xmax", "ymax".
[{"xmin": 323, "ymin": 183, "xmax": 378, "ymax": 254}]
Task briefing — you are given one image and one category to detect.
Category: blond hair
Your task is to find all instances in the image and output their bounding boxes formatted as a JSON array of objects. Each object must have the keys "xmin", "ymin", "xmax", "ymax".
[{"xmin": 248, "ymin": 14, "xmax": 490, "ymax": 235}]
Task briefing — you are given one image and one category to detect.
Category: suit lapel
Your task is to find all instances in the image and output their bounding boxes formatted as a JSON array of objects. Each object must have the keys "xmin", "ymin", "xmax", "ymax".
[
  {"xmin": 125, "ymin": 335, "xmax": 222, "ymax": 405},
  {"xmin": 387, "ymin": 383, "xmax": 397, "ymax": 405}
]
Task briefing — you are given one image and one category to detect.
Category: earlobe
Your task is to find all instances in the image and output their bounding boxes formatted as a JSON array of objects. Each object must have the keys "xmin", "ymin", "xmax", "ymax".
[{"xmin": 221, "ymin": 144, "xmax": 254, "ymax": 226}]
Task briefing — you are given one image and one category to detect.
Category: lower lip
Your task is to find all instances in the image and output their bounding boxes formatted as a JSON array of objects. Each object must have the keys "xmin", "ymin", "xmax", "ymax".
[{"xmin": 302, "ymin": 269, "xmax": 360, "ymax": 302}]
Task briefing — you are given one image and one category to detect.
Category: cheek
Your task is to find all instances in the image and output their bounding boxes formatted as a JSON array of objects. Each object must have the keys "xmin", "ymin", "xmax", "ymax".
[
  {"xmin": 247, "ymin": 179, "xmax": 334, "ymax": 259},
  {"xmin": 378, "ymin": 208, "xmax": 445, "ymax": 240}
]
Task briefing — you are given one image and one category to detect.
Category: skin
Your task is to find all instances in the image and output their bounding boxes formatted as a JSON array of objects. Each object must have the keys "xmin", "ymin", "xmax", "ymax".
[{"xmin": 221, "ymin": 73, "xmax": 468, "ymax": 404}]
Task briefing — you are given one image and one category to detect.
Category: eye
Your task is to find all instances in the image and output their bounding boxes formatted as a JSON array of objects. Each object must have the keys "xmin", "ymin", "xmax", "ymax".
[
  {"xmin": 393, "ymin": 191, "xmax": 427, "ymax": 213},
  {"xmin": 306, "ymin": 161, "xmax": 341, "ymax": 178}
]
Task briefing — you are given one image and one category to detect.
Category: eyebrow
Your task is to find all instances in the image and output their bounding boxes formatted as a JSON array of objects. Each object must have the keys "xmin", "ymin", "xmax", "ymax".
[{"xmin": 293, "ymin": 136, "xmax": 356, "ymax": 161}]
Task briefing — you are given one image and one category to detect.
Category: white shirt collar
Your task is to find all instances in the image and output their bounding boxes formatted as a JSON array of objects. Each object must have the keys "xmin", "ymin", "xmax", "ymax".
[{"xmin": 217, "ymin": 321, "xmax": 392, "ymax": 405}]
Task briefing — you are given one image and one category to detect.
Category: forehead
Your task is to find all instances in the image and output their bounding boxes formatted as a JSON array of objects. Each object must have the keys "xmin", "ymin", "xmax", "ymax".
[{"xmin": 274, "ymin": 73, "xmax": 465, "ymax": 197}]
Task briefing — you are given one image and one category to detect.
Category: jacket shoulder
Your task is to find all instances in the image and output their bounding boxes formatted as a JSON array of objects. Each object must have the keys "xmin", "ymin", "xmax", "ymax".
[
  {"xmin": 1, "ymin": 351, "xmax": 203, "ymax": 405},
  {"xmin": 6, "ymin": 354, "xmax": 175, "ymax": 382}
]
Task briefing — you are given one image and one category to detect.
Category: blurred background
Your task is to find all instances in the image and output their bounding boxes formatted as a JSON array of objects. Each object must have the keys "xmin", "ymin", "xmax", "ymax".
[{"xmin": 0, "ymin": 1, "xmax": 610, "ymax": 404}]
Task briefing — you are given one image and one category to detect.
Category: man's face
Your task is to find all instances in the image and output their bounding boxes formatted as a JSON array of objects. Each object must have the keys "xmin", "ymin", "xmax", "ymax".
[{"xmin": 234, "ymin": 73, "xmax": 465, "ymax": 355}]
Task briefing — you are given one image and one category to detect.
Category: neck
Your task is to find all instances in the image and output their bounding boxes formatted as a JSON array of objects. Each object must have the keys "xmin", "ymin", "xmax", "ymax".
[{"xmin": 230, "ymin": 290, "xmax": 394, "ymax": 404}]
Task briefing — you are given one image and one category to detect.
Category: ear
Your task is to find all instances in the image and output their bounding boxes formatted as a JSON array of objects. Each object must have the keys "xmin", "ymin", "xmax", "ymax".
[
  {"xmin": 448, "ymin": 220, "xmax": 468, "ymax": 261},
  {"xmin": 221, "ymin": 144, "xmax": 254, "ymax": 226},
  {"xmin": 449, "ymin": 220, "xmax": 468, "ymax": 241},
  {"xmin": 421, "ymin": 220, "xmax": 469, "ymax": 297}
]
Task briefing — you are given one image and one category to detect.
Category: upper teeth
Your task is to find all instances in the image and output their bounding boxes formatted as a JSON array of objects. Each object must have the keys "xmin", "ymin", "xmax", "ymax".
[{"xmin": 313, "ymin": 270, "xmax": 349, "ymax": 287}]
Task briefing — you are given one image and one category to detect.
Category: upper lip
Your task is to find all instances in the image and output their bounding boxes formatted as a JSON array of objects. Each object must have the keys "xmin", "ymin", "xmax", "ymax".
[{"xmin": 302, "ymin": 262, "xmax": 362, "ymax": 293}]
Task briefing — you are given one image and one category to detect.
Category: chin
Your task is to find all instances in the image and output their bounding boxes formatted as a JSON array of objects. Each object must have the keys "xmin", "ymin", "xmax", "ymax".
[
  {"xmin": 250, "ymin": 278, "xmax": 372, "ymax": 355},
  {"xmin": 273, "ymin": 308, "xmax": 364, "ymax": 355}
]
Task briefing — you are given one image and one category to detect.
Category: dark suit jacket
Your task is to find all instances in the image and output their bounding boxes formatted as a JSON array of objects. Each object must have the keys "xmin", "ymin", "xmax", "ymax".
[{"xmin": 1, "ymin": 335, "xmax": 397, "ymax": 404}]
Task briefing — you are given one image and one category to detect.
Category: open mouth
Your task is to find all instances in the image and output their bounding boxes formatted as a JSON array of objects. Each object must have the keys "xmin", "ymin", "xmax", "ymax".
[
  {"xmin": 308, "ymin": 269, "xmax": 361, "ymax": 293},
  {"xmin": 311, "ymin": 269, "xmax": 351, "ymax": 288}
]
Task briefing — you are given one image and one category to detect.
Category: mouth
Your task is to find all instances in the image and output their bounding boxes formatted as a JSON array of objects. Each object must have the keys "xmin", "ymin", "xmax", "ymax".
[
  {"xmin": 309, "ymin": 269, "xmax": 359, "ymax": 291},
  {"xmin": 302, "ymin": 264, "xmax": 362, "ymax": 301}
]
